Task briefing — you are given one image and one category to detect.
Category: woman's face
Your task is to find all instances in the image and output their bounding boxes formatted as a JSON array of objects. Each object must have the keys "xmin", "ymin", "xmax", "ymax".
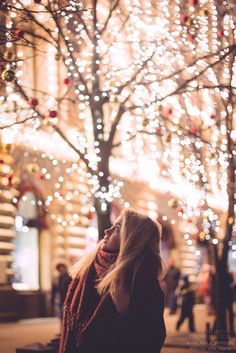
[{"xmin": 101, "ymin": 216, "xmax": 122, "ymax": 252}]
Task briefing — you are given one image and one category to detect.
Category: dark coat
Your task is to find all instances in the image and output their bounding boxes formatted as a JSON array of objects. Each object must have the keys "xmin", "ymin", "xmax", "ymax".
[
  {"xmin": 58, "ymin": 272, "xmax": 71, "ymax": 305},
  {"xmin": 164, "ymin": 265, "xmax": 180, "ymax": 291},
  {"xmin": 79, "ymin": 274, "xmax": 166, "ymax": 353}
]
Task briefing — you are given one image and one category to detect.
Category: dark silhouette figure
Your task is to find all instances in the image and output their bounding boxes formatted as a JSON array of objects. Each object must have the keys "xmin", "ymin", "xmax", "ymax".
[
  {"xmin": 213, "ymin": 270, "xmax": 235, "ymax": 338},
  {"xmin": 225, "ymin": 271, "xmax": 235, "ymax": 337},
  {"xmin": 54, "ymin": 263, "xmax": 71, "ymax": 321},
  {"xmin": 176, "ymin": 275, "xmax": 195, "ymax": 332},
  {"xmin": 164, "ymin": 259, "xmax": 181, "ymax": 314}
]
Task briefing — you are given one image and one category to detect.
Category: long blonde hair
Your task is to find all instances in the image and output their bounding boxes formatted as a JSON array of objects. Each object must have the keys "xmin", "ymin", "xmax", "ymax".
[{"xmin": 70, "ymin": 209, "xmax": 165, "ymax": 296}]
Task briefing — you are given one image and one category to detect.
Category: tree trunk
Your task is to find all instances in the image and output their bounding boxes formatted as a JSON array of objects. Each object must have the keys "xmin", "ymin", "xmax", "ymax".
[
  {"xmin": 95, "ymin": 143, "xmax": 112, "ymax": 239},
  {"xmin": 214, "ymin": 260, "xmax": 228, "ymax": 344},
  {"xmin": 94, "ymin": 198, "xmax": 112, "ymax": 239}
]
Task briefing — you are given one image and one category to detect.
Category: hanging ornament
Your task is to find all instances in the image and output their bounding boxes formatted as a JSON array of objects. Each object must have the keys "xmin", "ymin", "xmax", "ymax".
[
  {"xmin": 34, "ymin": 0, "xmax": 42, "ymax": 3},
  {"xmin": 159, "ymin": 162, "xmax": 167, "ymax": 171},
  {"xmin": 180, "ymin": 16, "xmax": 189, "ymax": 25},
  {"xmin": 199, "ymin": 203, "xmax": 208, "ymax": 211},
  {"xmin": 110, "ymin": 95, "xmax": 119, "ymax": 103},
  {"xmin": 2, "ymin": 143, "xmax": 12, "ymax": 153},
  {"xmin": 218, "ymin": 31, "xmax": 223, "ymax": 38},
  {"xmin": 228, "ymin": 217, "xmax": 234, "ymax": 225},
  {"xmin": 156, "ymin": 127, "xmax": 163, "ymax": 136},
  {"xmin": 3, "ymin": 50, "xmax": 15, "ymax": 61},
  {"xmin": 210, "ymin": 114, "xmax": 216, "ymax": 120},
  {"xmin": 86, "ymin": 211, "xmax": 94, "ymax": 220},
  {"xmin": 37, "ymin": 172, "xmax": 45, "ymax": 180},
  {"xmin": 64, "ymin": 77, "xmax": 72, "ymax": 85},
  {"xmin": 54, "ymin": 53, "xmax": 61, "ymax": 61},
  {"xmin": 166, "ymin": 107, "xmax": 173, "ymax": 115},
  {"xmin": 0, "ymin": 61, "xmax": 6, "ymax": 71},
  {"xmin": 187, "ymin": 34, "xmax": 194, "ymax": 42},
  {"xmin": 7, "ymin": 174, "xmax": 13, "ymax": 186},
  {"xmin": 162, "ymin": 132, "xmax": 171, "ymax": 143},
  {"xmin": 28, "ymin": 97, "xmax": 38, "ymax": 107},
  {"xmin": 143, "ymin": 118, "xmax": 149, "ymax": 127},
  {"xmin": 199, "ymin": 232, "xmax": 206, "ymax": 240},
  {"xmin": 15, "ymin": 29, "xmax": 25, "ymax": 39},
  {"xmin": 190, "ymin": 0, "xmax": 198, "ymax": 5},
  {"xmin": 48, "ymin": 110, "xmax": 57, "ymax": 118},
  {"xmin": 27, "ymin": 163, "xmax": 40, "ymax": 173},
  {"xmin": 1, "ymin": 69, "xmax": 15, "ymax": 82},
  {"xmin": 168, "ymin": 198, "xmax": 179, "ymax": 209},
  {"xmin": 176, "ymin": 207, "xmax": 184, "ymax": 214},
  {"xmin": 0, "ymin": 159, "xmax": 4, "ymax": 164},
  {"xmin": 189, "ymin": 125, "xmax": 197, "ymax": 134}
]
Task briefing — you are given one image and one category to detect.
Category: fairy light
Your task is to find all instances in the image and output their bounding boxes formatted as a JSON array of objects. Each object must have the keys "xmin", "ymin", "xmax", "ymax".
[{"xmin": 0, "ymin": 0, "xmax": 235, "ymax": 265}]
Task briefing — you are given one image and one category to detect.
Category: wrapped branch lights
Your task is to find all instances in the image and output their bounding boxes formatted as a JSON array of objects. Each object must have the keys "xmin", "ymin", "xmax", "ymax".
[{"xmin": 0, "ymin": 0, "xmax": 235, "ymax": 257}]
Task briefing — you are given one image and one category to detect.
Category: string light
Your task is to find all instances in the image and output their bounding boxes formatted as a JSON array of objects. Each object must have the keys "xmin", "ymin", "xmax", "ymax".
[{"xmin": 0, "ymin": 0, "xmax": 235, "ymax": 261}]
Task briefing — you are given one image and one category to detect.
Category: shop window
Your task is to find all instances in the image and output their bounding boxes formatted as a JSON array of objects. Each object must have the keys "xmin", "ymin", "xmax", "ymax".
[{"xmin": 12, "ymin": 192, "xmax": 39, "ymax": 290}]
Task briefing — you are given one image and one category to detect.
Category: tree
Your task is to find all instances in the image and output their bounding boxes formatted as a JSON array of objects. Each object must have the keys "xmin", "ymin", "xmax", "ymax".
[{"xmin": 0, "ymin": 0, "xmax": 235, "ymax": 340}]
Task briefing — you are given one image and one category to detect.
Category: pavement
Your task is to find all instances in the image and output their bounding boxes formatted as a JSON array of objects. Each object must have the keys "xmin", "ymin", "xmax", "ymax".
[
  {"xmin": 0, "ymin": 304, "xmax": 235, "ymax": 353},
  {"xmin": 164, "ymin": 304, "xmax": 236, "ymax": 352}
]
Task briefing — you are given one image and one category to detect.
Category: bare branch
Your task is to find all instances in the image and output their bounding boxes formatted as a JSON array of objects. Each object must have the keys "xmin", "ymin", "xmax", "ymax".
[
  {"xmin": 0, "ymin": 116, "xmax": 36, "ymax": 130},
  {"xmin": 52, "ymin": 125, "xmax": 93, "ymax": 174},
  {"xmin": 100, "ymin": 0, "xmax": 120, "ymax": 35}
]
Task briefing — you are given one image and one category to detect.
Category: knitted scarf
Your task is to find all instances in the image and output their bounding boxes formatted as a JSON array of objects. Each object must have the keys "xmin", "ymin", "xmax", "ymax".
[{"xmin": 59, "ymin": 248, "xmax": 118, "ymax": 353}]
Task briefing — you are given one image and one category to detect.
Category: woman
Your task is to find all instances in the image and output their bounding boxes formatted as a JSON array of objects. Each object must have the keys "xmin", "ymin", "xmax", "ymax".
[{"xmin": 59, "ymin": 209, "xmax": 166, "ymax": 353}]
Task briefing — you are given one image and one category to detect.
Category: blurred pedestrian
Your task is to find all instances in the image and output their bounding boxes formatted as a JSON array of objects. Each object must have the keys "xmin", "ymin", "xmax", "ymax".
[
  {"xmin": 197, "ymin": 264, "xmax": 216, "ymax": 315},
  {"xmin": 59, "ymin": 209, "xmax": 166, "ymax": 353},
  {"xmin": 225, "ymin": 270, "xmax": 235, "ymax": 337},
  {"xmin": 164, "ymin": 258, "xmax": 181, "ymax": 314},
  {"xmin": 207, "ymin": 266, "xmax": 216, "ymax": 315},
  {"xmin": 176, "ymin": 275, "xmax": 195, "ymax": 332},
  {"xmin": 55, "ymin": 263, "xmax": 71, "ymax": 321}
]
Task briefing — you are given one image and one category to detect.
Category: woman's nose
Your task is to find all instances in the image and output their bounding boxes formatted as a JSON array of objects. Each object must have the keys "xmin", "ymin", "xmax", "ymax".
[{"xmin": 105, "ymin": 226, "xmax": 113, "ymax": 236}]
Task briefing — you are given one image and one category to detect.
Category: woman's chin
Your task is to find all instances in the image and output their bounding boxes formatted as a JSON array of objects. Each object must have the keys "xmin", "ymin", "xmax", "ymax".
[{"xmin": 101, "ymin": 243, "xmax": 119, "ymax": 253}]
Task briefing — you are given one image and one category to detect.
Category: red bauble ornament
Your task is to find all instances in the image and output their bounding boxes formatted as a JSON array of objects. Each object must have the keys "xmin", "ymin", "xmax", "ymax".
[
  {"xmin": 48, "ymin": 110, "xmax": 57, "ymax": 118},
  {"xmin": 64, "ymin": 77, "xmax": 72, "ymax": 85},
  {"xmin": 7, "ymin": 174, "xmax": 13, "ymax": 186},
  {"xmin": 28, "ymin": 97, "xmax": 38, "ymax": 107},
  {"xmin": 210, "ymin": 114, "xmax": 216, "ymax": 120},
  {"xmin": 190, "ymin": 125, "xmax": 197, "ymax": 134},
  {"xmin": 199, "ymin": 203, "xmax": 207, "ymax": 211},
  {"xmin": 0, "ymin": 159, "xmax": 4, "ymax": 164},
  {"xmin": 188, "ymin": 34, "xmax": 194, "ymax": 41},
  {"xmin": 167, "ymin": 108, "xmax": 173, "ymax": 115},
  {"xmin": 87, "ymin": 211, "xmax": 94, "ymax": 220},
  {"xmin": 34, "ymin": 0, "xmax": 42, "ymax": 3},
  {"xmin": 180, "ymin": 16, "xmax": 189, "ymax": 24},
  {"xmin": 190, "ymin": 0, "xmax": 198, "ymax": 5},
  {"xmin": 160, "ymin": 162, "xmax": 167, "ymax": 171},
  {"xmin": 156, "ymin": 127, "xmax": 163, "ymax": 136},
  {"xmin": 37, "ymin": 172, "xmax": 45, "ymax": 180},
  {"xmin": 218, "ymin": 31, "xmax": 223, "ymax": 38},
  {"xmin": 176, "ymin": 207, "xmax": 184, "ymax": 214},
  {"xmin": 15, "ymin": 29, "xmax": 24, "ymax": 39}
]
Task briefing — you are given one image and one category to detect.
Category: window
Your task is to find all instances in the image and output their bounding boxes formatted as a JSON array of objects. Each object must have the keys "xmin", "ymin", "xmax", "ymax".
[{"xmin": 12, "ymin": 192, "xmax": 39, "ymax": 290}]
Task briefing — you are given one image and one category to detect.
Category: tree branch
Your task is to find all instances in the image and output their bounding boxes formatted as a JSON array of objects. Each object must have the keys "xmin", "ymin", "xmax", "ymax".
[{"xmin": 100, "ymin": 0, "xmax": 120, "ymax": 35}]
